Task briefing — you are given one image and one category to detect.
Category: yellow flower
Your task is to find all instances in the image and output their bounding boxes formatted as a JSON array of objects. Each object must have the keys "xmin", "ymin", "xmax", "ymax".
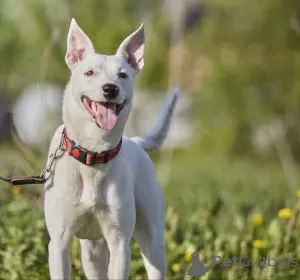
[
  {"xmin": 296, "ymin": 190, "xmax": 300, "ymax": 198},
  {"xmin": 252, "ymin": 240, "xmax": 265, "ymax": 249},
  {"xmin": 172, "ymin": 263, "xmax": 182, "ymax": 273},
  {"xmin": 252, "ymin": 214, "xmax": 264, "ymax": 225},
  {"xmin": 11, "ymin": 186, "xmax": 21, "ymax": 196},
  {"xmin": 184, "ymin": 251, "xmax": 193, "ymax": 262},
  {"xmin": 278, "ymin": 208, "xmax": 294, "ymax": 219},
  {"xmin": 18, "ymin": 244, "xmax": 28, "ymax": 254}
]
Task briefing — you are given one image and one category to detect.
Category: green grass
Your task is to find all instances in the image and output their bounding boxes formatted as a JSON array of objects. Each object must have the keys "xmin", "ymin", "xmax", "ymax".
[{"xmin": 0, "ymin": 143, "xmax": 300, "ymax": 279}]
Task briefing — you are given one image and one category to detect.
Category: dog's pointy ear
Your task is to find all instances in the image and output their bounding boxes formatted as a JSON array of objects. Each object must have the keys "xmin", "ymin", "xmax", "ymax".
[
  {"xmin": 65, "ymin": 18, "xmax": 94, "ymax": 68},
  {"xmin": 116, "ymin": 24, "xmax": 145, "ymax": 70}
]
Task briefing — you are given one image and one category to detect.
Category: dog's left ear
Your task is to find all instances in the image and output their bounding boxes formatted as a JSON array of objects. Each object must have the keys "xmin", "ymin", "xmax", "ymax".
[
  {"xmin": 65, "ymin": 18, "xmax": 95, "ymax": 69},
  {"xmin": 116, "ymin": 24, "xmax": 145, "ymax": 70}
]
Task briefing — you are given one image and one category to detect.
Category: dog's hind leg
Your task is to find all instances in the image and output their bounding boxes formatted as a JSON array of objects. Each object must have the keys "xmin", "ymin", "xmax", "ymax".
[
  {"xmin": 80, "ymin": 238, "xmax": 109, "ymax": 279},
  {"xmin": 134, "ymin": 181, "xmax": 167, "ymax": 280},
  {"xmin": 134, "ymin": 225, "xmax": 167, "ymax": 280}
]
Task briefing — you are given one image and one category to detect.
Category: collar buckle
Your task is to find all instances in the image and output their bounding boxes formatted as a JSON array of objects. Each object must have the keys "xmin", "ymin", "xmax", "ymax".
[{"xmin": 69, "ymin": 141, "xmax": 87, "ymax": 164}]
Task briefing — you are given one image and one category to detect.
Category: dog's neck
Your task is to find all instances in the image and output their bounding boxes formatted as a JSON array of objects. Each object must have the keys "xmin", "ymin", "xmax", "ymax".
[{"xmin": 62, "ymin": 100, "xmax": 124, "ymax": 154}]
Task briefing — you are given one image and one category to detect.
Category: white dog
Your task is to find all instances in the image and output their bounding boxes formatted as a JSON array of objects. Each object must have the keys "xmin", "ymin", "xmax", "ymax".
[{"xmin": 44, "ymin": 18, "xmax": 179, "ymax": 280}]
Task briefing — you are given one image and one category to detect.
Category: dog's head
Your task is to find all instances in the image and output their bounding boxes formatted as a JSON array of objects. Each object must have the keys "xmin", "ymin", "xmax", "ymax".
[{"xmin": 64, "ymin": 19, "xmax": 145, "ymax": 132}]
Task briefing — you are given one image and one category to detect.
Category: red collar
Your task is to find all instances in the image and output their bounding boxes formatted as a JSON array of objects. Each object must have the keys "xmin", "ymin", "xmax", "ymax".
[{"xmin": 61, "ymin": 129, "xmax": 122, "ymax": 165}]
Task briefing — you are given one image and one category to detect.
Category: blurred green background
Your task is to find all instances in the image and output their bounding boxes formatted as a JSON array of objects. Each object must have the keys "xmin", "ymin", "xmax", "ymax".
[{"xmin": 1, "ymin": 0, "xmax": 300, "ymax": 279}]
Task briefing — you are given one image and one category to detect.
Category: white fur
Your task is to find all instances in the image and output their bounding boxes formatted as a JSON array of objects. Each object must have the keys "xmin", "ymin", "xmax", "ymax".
[{"xmin": 44, "ymin": 18, "xmax": 179, "ymax": 280}]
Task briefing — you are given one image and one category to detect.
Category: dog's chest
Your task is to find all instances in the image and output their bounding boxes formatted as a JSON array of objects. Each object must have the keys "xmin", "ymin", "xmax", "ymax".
[
  {"xmin": 78, "ymin": 164, "xmax": 110, "ymax": 206},
  {"xmin": 75, "ymin": 163, "xmax": 124, "ymax": 240}
]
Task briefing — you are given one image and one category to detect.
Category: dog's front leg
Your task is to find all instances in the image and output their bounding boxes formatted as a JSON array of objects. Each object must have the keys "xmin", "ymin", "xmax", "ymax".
[
  {"xmin": 45, "ymin": 194, "xmax": 78, "ymax": 280},
  {"xmin": 48, "ymin": 230, "xmax": 74, "ymax": 280},
  {"xmin": 106, "ymin": 236, "xmax": 131, "ymax": 280},
  {"xmin": 100, "ymin": 207, "xmax": 135, "ymax": 280}
]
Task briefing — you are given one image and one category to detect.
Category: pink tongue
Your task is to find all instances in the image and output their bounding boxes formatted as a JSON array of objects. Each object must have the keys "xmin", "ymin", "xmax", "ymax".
[{"xmin": 95, "ymin": 103, "xmax": 118, "ymax": 130}]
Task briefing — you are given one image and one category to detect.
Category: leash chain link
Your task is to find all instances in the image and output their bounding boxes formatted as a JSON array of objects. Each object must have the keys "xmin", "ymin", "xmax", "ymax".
[{"xmin": 39, "ymin": 133, "xmax": 66, "ymax": 182}]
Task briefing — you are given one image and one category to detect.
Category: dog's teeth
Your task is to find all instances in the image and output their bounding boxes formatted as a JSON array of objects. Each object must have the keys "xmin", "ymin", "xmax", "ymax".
[{"xmin": 91, "ymin": 102, "xmax": 97, "ymax": 112}]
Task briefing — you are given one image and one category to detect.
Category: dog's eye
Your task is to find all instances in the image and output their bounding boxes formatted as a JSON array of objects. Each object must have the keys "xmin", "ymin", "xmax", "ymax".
[
  {"xmin": 85, "ymin": 70, "xmax": 94, "ymax": 77},
  {"xmin": 118, "ymin": 72, "xmax": 128, "ymax": 79}
]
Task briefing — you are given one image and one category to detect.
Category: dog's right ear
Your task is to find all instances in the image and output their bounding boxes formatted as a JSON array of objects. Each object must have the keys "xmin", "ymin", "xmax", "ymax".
[{"xmin": 65, "ymin": 18, "xmax": 95, "ymax": 69}]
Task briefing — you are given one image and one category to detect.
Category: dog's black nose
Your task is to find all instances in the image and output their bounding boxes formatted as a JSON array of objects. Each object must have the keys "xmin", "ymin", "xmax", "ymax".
[{"xmin": 102, "ymin": 83, "xmax": 119, "ymax": 99}]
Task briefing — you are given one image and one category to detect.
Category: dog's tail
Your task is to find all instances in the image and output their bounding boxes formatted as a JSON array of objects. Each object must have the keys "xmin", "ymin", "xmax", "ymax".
[{"xmin": 130, "ymin": 87, "xmax": 180, "ymax": 151}]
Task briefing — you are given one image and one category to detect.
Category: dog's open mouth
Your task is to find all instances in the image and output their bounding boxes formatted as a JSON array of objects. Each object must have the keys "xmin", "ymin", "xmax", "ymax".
[{"xmin": 81, "ymin": 96, "xmax": 126, "ymax": 131}]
